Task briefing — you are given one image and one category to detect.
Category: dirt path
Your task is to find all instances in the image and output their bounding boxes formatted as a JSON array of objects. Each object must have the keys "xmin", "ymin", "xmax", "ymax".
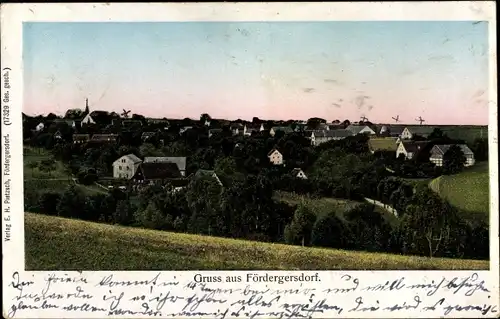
[{"xmin": 364, "ymin": 197, "xmax": 398, "ymax": 217}]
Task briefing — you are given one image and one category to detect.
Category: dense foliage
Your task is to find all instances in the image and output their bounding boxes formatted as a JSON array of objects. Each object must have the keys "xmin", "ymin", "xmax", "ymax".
[{"xmin": 23, "ymin": 114, "xmax": 489, "ymax": 261}]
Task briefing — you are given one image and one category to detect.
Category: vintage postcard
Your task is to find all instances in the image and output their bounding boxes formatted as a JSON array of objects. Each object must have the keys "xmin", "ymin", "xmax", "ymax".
[{"xmin": 1, "ymin": 2, "xmax": 498, "ymax": 318}]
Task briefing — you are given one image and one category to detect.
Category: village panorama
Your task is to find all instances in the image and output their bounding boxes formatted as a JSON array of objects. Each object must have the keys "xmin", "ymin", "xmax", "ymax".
[{"xmin": 23, "ymin": 100, "xmax": 490, "ymax": 270}]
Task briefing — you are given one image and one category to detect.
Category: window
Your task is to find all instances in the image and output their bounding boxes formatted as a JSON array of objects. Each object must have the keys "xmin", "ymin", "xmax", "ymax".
[
  {"xmin": 119, "ymin": 166, "xmax": 122, "ymax": 170},
  {"xmin": 127, "ymin": 166, "xmax": 130, "ymax": 170}
]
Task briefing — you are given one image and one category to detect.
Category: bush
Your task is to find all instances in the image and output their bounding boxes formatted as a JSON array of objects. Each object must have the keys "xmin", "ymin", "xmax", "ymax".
[
  {"xmin": 38, "ymin": 192, "xmax": 61, "ymax": 215},
  {"xmin": 311, "ymin": 212, "xmax": 347, "ymax": 249}
]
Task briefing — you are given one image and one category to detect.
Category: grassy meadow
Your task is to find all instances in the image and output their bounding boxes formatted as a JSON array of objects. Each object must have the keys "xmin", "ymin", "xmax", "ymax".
[
  {"xmin": 429, "ymin": 161, "xmax": 489, "ymax": 220},
  {"xmin": 23, "ymin": 147, "xmax": 107, "ymax": 210},
  {"xmin": 25, "ymin": 212, "xmax": 489, "ymax": 271},
  {"xmin": 274, "ymin": 191, "xmax": 399, "ymax": 225}
]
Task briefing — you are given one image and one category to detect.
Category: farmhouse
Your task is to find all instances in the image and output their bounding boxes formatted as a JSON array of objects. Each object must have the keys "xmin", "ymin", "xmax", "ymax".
[
  {"xmin": 400, "ymin": 126, "xmax": 435, "ymax": 140},
  {"xmin": 72, "ymin": 134, "xmax": 90, "ymax": 144},
  {"xmin": 346, "ymin": 125, "xmax": 376, "ymax": 135},
  {"xmin": 396, "ymin": 141, "xmax": 428, "ymax": 160},
  {"xmin": 291, "ymin": 168, "xmax": 307, "ymax": 179},
  {"xmin": 270, "ymin": 126, "xmax": 293, "ymax": 137},
  {"xmin": 429, "ymin": 144, "xmax": 475, "ymax": 167},
  {"xmin": 113, "ymin": 154, "xmax": 142, "ymax": 179},
  {"xmin": 268, "ymin": 148, "xmax": 284, "ymax": 165},
  {"xmin": 132, "ymin": 162, "xmax": 182, "ymax": 185},
  {"xmin": 144, "ymin": 156, "xmax": 187, "ymax": 176},
  {"xmin": 309, "ymin": 129, "xmax": 353, "ymax": 146}
]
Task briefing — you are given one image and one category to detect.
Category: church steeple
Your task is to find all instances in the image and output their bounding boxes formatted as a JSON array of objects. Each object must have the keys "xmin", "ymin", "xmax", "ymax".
[{"xmin": 84, "ymin": 98, "xmax": 90, "ymax": 114}]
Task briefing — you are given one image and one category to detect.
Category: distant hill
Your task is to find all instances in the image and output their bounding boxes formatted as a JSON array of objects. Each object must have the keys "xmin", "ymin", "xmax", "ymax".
[{"xmin": 25, "ymin": 213, "xmax": 488, "ymax": 271}]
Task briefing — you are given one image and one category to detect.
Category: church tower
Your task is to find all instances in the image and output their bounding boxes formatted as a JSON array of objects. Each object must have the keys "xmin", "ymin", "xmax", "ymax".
[{"xmin": 84, "ymin": 98, "xmax": 90, "ymax": 114}]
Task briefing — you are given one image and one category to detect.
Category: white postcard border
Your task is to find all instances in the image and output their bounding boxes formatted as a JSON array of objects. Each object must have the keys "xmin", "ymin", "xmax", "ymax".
[{"xmin": 1, "ymin": 2, "xmax": 498, "ymax": 318}]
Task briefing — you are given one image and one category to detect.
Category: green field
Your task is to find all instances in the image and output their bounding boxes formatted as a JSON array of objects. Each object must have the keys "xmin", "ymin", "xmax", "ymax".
[
  {"xmin": 25, "ymin": 212, "xmax": 489, "ymax": 271},
  {"xmin": 429, "ymin": 161, "xmax": 489, "ymax": 219},
  {"xmin": 368, "ymin": 138, "xmax": 398, "ymax": 152},
  {"xmin": 23, "ymin": 147, "xmax": 107, "ymax": 203},
  {"xmin": 274, "ymin": 191, "xmax": 398, "ymax": 225}
]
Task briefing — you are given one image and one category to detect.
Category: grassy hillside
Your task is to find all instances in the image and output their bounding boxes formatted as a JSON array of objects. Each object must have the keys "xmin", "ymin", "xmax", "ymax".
[
  {"xmin": 23, "ymin": 146, "xmax": 107, "ymax": 198},
  {"xmin": 429, "ymin": 161, "xmax": 489, "ymax": 219},
  {"xmin": 25, "ymin": 213, "xmax": 489, "ymax": 271}
]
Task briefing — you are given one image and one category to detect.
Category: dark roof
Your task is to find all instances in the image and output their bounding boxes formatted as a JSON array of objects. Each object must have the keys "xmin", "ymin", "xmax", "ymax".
[
  {"xmin": 312, "ymin": 129, "xmax": 353, "ymax": 138},
  {"xmin": 346, "ymin": 125, "xmax": 375, "ymax": 135},
  {"xmin": 383, "ymin": 125, "xmax": 406, "ymax": 135},
  {"xmin": 143, "ymin": 157, "xmax": 187, "ymax": 172},
  {"xmin": 401, "ymin": 141, "xmax": 428, "ymax": 153},
  {"xmin": 405, "ymin": 126, "xmax": 435, "ymax": 136},
  {"xmin": 267, "ymin": 148, "xmax": 282, "ymax": 156},
  {"xmin": 134, "ymin": 162, "xmax": 181, "ymax": 180},
  {"xmin": 430, "ymin": 144, "xmax": 474, "ymax": 156},
  {"xmin": 73, "ymin": 134, "xmax": 90, "ymax": 141},
  {"xmin": 123, "ymin": 153, "xmax": 142, "ymax": 164}
]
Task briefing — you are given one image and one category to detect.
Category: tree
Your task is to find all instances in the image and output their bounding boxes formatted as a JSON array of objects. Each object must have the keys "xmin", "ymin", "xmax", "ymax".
[
  {"xmin": 134, "ymin": 200, "xmax": 174, "ymax": 230},
  {"xmin": 428, "ymin": 128, "xmax": 444, "ymax": 139},
  {"xmin": 38, "ymin": 192, "xmax": 61, "ymax": 215},
  {"xmin": 311, "ymin": 211, "xmax": 347, "ymax": 248},
  {"xmin": 471, "ymin": 138, "xmax": 488, "ymax": 161},
  {"xmin": 284, "ymin": 203, "xmax": 316, "ymax": 246},
  {"xmin": 443, "ymin": 145, "xmax": 466, "ymax": 175},
  {"xmin": 64, "ymin": 108, "xmax": 84, "ymax": 119},
  {"xmin": 114, "ymin": 200, "xmax": 133, "ymax": 225},
  {"xmin": 200, "ymin": 113, "xmax": 211, "ymax": 123},
  {"xmin": 399, "ymin": 188, "xmax": 461, "ymax": 258},
  {"xmin": 56, "ymin": 186, "xmax": 84, "ymax": 218},
  {"xmin": 306, "ymin": 117, "xmax": 326, "ymax": 130}
]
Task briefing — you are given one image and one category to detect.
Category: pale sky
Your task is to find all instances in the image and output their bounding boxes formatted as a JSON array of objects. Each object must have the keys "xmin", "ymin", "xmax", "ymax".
[{"xmin": 23, "ymin": 21, "xmax": 489, "ymax": 124}]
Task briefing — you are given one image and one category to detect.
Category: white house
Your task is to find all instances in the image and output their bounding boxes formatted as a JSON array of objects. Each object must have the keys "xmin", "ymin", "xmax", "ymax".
[
  {"xmin": 35, "ymin": 122, "xmax": 45, "ymax": 132},
  {"xmin": 144, "ymin": 156, "xmax": 187, "ymax": 176},
  {"xmin": 113, "ymin": 154, "xmax": 143, "ymax": 179},
  {"xmin": 309, "ymin": 129, "xmax": 353, "ymax": 146},
  {"xmin": 396, "ymin": 141, "xmax": 427, "ymax": 160},
  {"xmin": 291, "ymin": 168, "xmax": 307, "ymax": 179},
  {"xmin": 81, "ymin": 113, "xmax": 96, "ymax": 125},
  {"xmin": 429, "ymin": 144, "xmax": 475, "ymax": 167},
  {"xmin": 267, "ymin": 148, "xmax": 284, "ymax": 165},
  {"xmin": 346, "ymin": 125, "xmax": 376, "ymax": 135}
]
